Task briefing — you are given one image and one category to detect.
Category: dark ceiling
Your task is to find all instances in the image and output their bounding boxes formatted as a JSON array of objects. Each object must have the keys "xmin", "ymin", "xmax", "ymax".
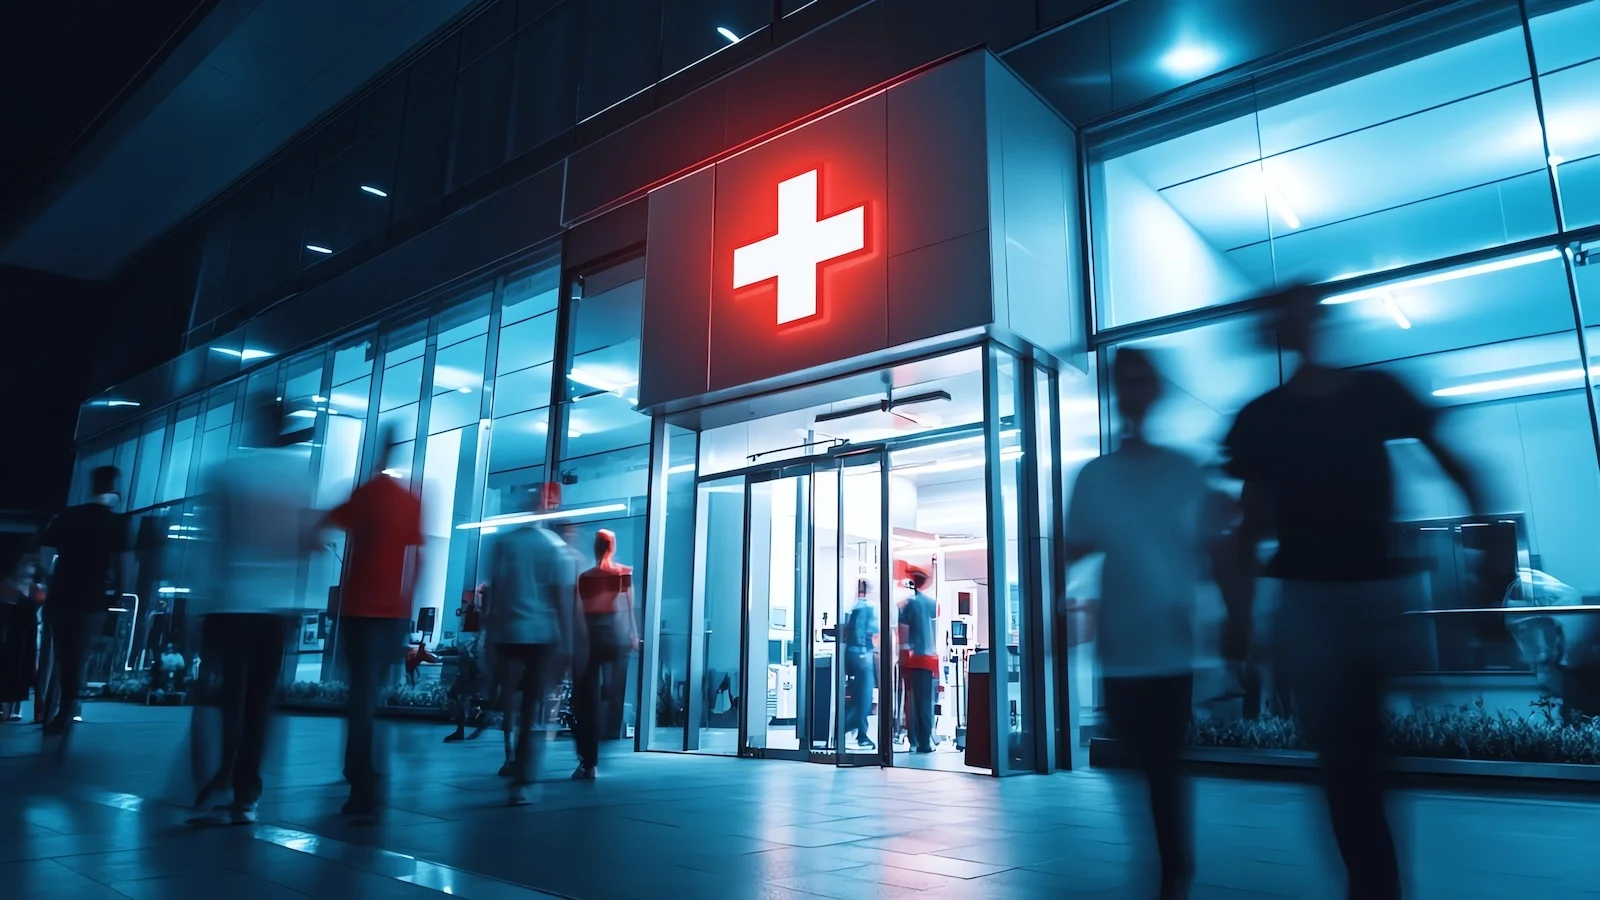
[{"xmin": 0, "ymin": 1, "xmax": 215, "ymax": 233}]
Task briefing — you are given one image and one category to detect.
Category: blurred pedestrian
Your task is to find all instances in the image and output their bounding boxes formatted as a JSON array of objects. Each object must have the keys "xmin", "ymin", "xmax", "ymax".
[
  {"xmin": 1065, "ymin": 347, "xmax": 1214, "ymax": 900},
  {"xmin": 840, "ymin": 577, "xmax": 878, "ymax": 751},
  {"xmin": 483, "ymin": 498, "xmax": 577, "ymax": 805},
  {"xmin": 191, "ymin": 399, "xmax": 313, "ymax": 825},
  {"xmin": 0, "ymin": 552, "xmax": 41, "ymax": 722},
  {"xmin": 572, "ymin": 528, "xmax": 637, "ymax": 780},
  {"xmin": 38, "ymin": 465, "xmax": 128, "ymax": 740},
  {"xmin": 320, "ymin": 431, "xmax": 424, "ymax": 820},
  {"xmin": 1222, "ymin": 285, "xmax": 1488, "ymax": 900},
  {"xmin": 898, "ymin": 568, "xmax": 937, "ymax": 754},
  {"xmin": 444, "ymin": 583, "xmax": 488, "ymax": 743}
]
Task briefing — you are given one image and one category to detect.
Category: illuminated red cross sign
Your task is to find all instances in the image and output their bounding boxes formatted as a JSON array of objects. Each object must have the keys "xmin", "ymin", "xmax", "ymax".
[{"xmin": 732, "ymin": 169, "xmax": 866, "ymax": 326}]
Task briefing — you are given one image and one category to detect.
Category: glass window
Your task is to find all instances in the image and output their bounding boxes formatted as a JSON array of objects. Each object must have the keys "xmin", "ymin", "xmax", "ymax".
[
  {"xmin": 493, "ymin": 362, "xmax": 554, "ymax": 418},
  {"xmin": 381, "ymin": 357, "xmax": 425, "ymax": 412},
  {"xmin": 130, "ymin": 419, "xmax": 167, "ymax": 512},
  {"xmin": 1090, "ymin": 2, "xmax": 1550, "ymax": 327},
  {"xmin": 418, "ymin": 423, "xmax": 488, "ymax": 644},
  {"xmin": 661, "ymin": 0, "xmax": 769, "ymax": 76},
  {"xmin": 436, "ymin": 290, "xmax": 492, "ymax": 348},
  {"xmin": 331, "ymin": 335, "xmax": 376, "ymax": 386},
  {"xmin": 430, "ymin": 334, "xmax": 488, "ymax": 435},
  {"xmin": 160, "ymin": 409, "xmax": 200, "ymax": 503},
  {"xmin": 991, "ymin": 350, "xmax": 1034, "ymax": 772},
  {"xmin": 647, "ymin": 424, "xmax": 698, "ymax": 750},
  {"xmin": 510, "ymin": 2, "xmax": 580, "ymax": 154},
  {"xmin": 502, "ymin": 261, "xmax": 560, "ymax": 325},
  {"xmin": 497, "ymin": 313, "xmax": 558, "ymax": 376},
  {"xmin": 578, "ymin": 0, "xmax": 663, "ymax": 119},
  {"xmin": 1529, "ymin": 0, "xmax": 1600, "ymax": 228}
]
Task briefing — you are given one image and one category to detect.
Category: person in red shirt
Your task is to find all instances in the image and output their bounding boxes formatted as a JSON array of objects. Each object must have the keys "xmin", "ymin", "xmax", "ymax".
[
  {"xmin": 571, "ymin": 529, "xmax": 638, "ymax": 780},
  {"xmin": 320, "ymin": 441, "xmax": 424, "ymax": 820}
]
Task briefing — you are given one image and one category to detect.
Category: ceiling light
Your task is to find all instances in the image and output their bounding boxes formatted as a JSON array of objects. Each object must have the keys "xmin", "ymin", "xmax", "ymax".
[
  {"xmin": 210, "ymin": 347, "xmax": 273, "ymax": 361},
  {"xmin": 568, "ymin": 429, "xmax": 584, "ymax": 439},
  {"xmin": 306, "ymin": 244, "xmax": 333, "ymax": 255},
  {"xmin": 382, "ymin": 468, "xmax": 404, "ymax": 477},
  {"xmin": 568, "ymin": 369, "xmax": 637, "ymax": 394},
  {"xmin": 668, "ymin": 463, "xmax": 696, "ymax": 475},
  {"xmin": 157, "ymin": 586, "xmax": 191, "ymax": 595},
  {"xmin": 103, "ymin": 400, "xmax": 140, "ymax": 408},
  {"xmin": 1433, "ymin": 366, "xmax": 1596, "ymax": 398},
  {"xmin": 717, "ymin": 26, "xmax": 739, "ymax": 43},
  {"xmin": 288, "ymin": 409, "xmax": 317, "ymax": 419},
  {"xmin": 457, "ymin": 386, "xmax": 472, "ymax": 394},
  {"xmin": 1158, "ymin": 42, "xmax": 1222, "ymax": 78},
  {"xmin": 1324, "ymin": 249, "xmax": 1562, "ymax": 305},
  {"xmin": 457, "ymin": 502, "xmax": 629, "ymax": 531},
  {"xmin": 360, "ymin": 185, "xmax": 389, "ymax": 197}
]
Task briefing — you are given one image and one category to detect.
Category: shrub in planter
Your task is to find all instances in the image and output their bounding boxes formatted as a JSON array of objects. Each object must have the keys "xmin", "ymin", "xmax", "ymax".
[
  {"xmin": 285, "ymin": 680, "xmax": 349, "ymax": 707},
  {"xmin": 1188, "ymin": 696, "xmax": 1600, "ymax": 765},
  {"xmin": 104, "ymin": 673, "xmax": 151, "ymax": 702},
  {"xmin": 386, "ymin": 683, "xmax": 448, "ymax": 710}
]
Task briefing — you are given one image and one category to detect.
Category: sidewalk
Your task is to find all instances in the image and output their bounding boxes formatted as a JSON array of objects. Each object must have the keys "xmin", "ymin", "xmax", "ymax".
[{"xmin": 1, "ymin": 705, "xmax": 1596, "ymax": 899}]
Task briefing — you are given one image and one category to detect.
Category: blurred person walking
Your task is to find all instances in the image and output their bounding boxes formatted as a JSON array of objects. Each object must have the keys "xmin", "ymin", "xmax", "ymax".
[
  {"xmin": 483, "ymin": 496, "xmax": 578, "ymax": 805},
  {"xmin": 1222, "ymin": 285, "xmax": 1488, "ymax": 900},
  {"xmin": 191, "ymin": 399, "xmax": 314, "ymax": 825},
  {"xmin": 571, "ymin": 528, "xmax": 637, "ymax": 780},
  {"xmin": 320, "ymin": 432, "xmax": 424, "ymax": 821},
  {"xmin": 840, "ymin": 577, "xmax": 878, "ymax": 751},
  {"xmin": 1065, "ymin": 347, "xmax": 1214, "ymax": 900},
  {"xmin": 898, "ymin": 568, "xmax": 937, "ymax": 754},
  {"xmin": 38, "ymin": 465, "xmax": 128, "ymax": 740},
  {"xmin": 0, "ymin": 552, "xmax": 42, "ymax": 722}
]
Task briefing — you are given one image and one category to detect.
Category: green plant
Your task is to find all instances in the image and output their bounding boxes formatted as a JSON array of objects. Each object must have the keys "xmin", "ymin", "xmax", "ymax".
[
  {"xmin": 386, "ymin": 682, "xmax": 448, "ymax": 709},
  {"xmin": 285, "ymin": 680, "xmax": 349, "ymax": 706},
  {"xmin": 104, "ymin": 672, "xmax": 151, "ymax": 702},
  {"xmin": 1188, "ymin": 696, "xmax": 1600, "ymax": 765}
]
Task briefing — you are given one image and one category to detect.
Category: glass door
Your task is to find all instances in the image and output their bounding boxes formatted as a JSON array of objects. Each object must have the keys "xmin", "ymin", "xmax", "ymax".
[{"xmin": 737, "ymin": 450, "xmax": 892, "ymax": 765}]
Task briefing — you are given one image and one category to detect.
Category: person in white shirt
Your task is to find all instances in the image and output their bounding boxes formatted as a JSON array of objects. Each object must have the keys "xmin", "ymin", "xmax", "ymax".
[
  {"xmin": 191, "ymin": 399, "xmax": 315, "ymax": 825},
  {"xmin": 1065, "ymin": 347, "xmax": 1213, "ymax": 900}
]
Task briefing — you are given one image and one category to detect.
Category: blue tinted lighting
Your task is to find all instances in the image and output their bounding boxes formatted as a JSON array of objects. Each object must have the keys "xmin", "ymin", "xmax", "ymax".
[
  {"xmin": 717, "ymin": 26, "xmax": 739, "ymax": 43},
  {"xmin": 360, "ymin": 185, "xmax": 388, "ymax": 197},
  {"xmin": 1159, "ymin": 43, "xmax": 1222, "ymax": 78},
  {"xmin": 306, "ymin": 244, "xmax": 333, "ymax": 254}
]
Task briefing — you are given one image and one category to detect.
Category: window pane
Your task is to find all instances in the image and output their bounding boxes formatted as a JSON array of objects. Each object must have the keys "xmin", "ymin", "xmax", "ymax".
[
  {"xmin": 493, "ymin": 362, "xmax": 553, "ymax": 418},
  {"xmin": 160, "ymin": 411, "xmax": 199, "ymax": 503},
  {"xmin": 497, "ymin": 312, "xmax": 558, "ymax": 375},
  {"xmin": 418, "ymin": 424, "xmax": 487, "ymax": 643},
  {"xmin": 130, "ymin": 421, "xmax": 166, "ymax": 512},
  {"xmin": 437, "ymin": 289, "xmax": 493, "ymax": 348},
  {"xmin": 1090, "ymin": 4, "xmax": 1549, "ymax": 326},
  {"xmin": 502, "ymin": 262, "xmax": 560, "ymax": 325},
  {"xmin": 661, "ymin": 0, "xmax": 768, "ymax": 76},
  {"xmin": 488, "ymin": 408, "xmax": 550, "ymax": 476},
  {"xmin": 433, "ymin": 335, "xmax": 488, "ymax": 395},
  {"xmin": 511, "ymin": 3, "xmax": 579, "ymax": 154},
  {"xmin": 1529, "ymin": 0, "xmax": 1600, "ymax": 228},
  {"xmin": 579, "ymin": 0, "xmax": 662, "ymax": 119},
  {"xmin": 648, "ymin": 424, "xmax": 697, "ymax": 750},
  {"xmin": 381, "ymin": 357, "xmax": 425, "ymax": 411}
]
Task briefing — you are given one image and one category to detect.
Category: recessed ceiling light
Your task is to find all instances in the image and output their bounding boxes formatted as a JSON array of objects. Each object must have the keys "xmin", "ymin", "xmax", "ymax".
[
  {"xmin": 306, "ymin": 244, "xmax": 333, "ymax": 254},
  {"xmin": 1159, "ymin": 42, "xmax": 1222, "ymax": 78},
  {"xmin": 717, "ymin": 26, "xmax": 739, "ymax": 43},
  {"xmin": 360, "ymin": 185, "xmax": 388, "ymax": 197}
]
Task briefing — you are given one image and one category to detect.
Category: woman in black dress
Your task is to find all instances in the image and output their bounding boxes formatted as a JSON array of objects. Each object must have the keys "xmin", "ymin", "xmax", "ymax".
[{"xmin": 0, "ymin": 553, "xmax": 41, "ymax": 721}]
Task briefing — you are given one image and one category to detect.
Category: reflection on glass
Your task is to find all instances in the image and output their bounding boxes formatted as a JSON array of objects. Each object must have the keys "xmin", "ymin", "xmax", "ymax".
[
  {"xmin": 160, "ymin": 412, "xmax": 198, "ymax": 504},
  {"xmin": 1091, "ymin": 4, "xmax": 1550, "ymax": 326},
  {"xmin": 741, "ymin": 473, "xmax": 804, "ymax": 753},
  {"xmin": 694, "ymin": 475, "xmax": 745, "ymax": 754},
  {"xmin": 648, "ymin": 425, "xmax": 699, "ymax": 751},
  {"xmin": 1529, "ymin": 0, "xmax": 1600, "ymax": 228},
  {"xmin": 993, "ymin": 351, "xmax": 1033, "ymax": 772}
]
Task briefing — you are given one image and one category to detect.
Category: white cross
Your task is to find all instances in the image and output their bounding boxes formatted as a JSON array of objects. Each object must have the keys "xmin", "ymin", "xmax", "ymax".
[{"xmin": 732, "ymin": 169, "xmax": 865, "ymax": 325}]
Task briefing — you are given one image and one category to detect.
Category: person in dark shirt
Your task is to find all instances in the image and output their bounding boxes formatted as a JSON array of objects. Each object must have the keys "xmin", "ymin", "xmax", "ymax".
[
  {"xmin": 841, "ymin": 578, "xmax": 879, "ymax": 751},
  {"xmin": 39, "ymin": 465, "xmax": 129, "ymax": 737},
  {"xmin": 1222, "ymin": 285, "xmax": 1487, "ymax": 900},
  {"xmin": 898, "ymin": 568, "xmax": 938, "ymax": 754}
]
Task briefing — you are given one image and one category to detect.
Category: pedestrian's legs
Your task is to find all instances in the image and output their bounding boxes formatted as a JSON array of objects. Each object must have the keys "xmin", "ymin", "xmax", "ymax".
[
  {"xmin": 909, "ymin": 668, "xmax": 933, "ymax": 751},
  {"xmin": 510, "ymin": 644, "xmax": 553, "ymax": 795},
  {"xmin": 342, "ymin": 618, "xmax": 381, "ymax": 809},
  {"xmin": 1279, "ymin": 582, "xmax": 1401, "ymax": 900},
  {"xmin": 572, "ymin": 644, "xmax": 600, "ymax": 770},
  {"xmin": 33, "ymin": 616, "xmax": 54, "ymax": 724},
  {"xmin": 1107, "ymin": 674, "xmax": 1196, "ymax": 898},
  {"xmin": 231, "ymin": 615, "xmax": 286, "ymax": 807},
  {"xmin": 206, "ymin": 615, "xmax": 248, "ymax": 796},
  {"xmin": 846, "ymin": 650, "xmax": 874, "ymax": 743},
  {"xmin": 47, "ymin": 610, "xmax": 100, "ymax": 732}
]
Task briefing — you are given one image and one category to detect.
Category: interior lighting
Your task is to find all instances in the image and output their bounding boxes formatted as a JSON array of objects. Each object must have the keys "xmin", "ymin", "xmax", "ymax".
[
  {"xmin": 211, "ymin": 347, "xmax": 275, "ymax": 361},
  {"xmin": 157, "ymin": 586, "xmax": 191, "ymax": 595},
  {"xmin": 456, "ymin": 502, "xmax": 629, "ymax": 531},
  {"xmin": 288, "ymin": 409, "xmax": 317, "ymax": 419},
  {"xmin": 103, "ymin": 400, "xmax": 141, "ymax": 408},
  {"xmin": 717, "ymin": 26, "xmax": 740, "ymax": 43},
  {"xmin": 360, "ymin": 185, "xmax": 389, "ymax": 197},
  {"xmin": 1549, "ymin": 155, "xmax": 1565, "ymax": 167},
  {"xmin": 568, "ymin": 369, "xmax": 637, "ymax": 394},
  {"xmin": 306, "ymin": 244, "xmax": 333, "ymax": 255},
  {"xmin": 1158, "ymin": 42, "xmax": 1222, "ymax": 78},
  {"xmin": 1433, "ymin": 366, "xmax": 1596, "ymax": 398},
  {"xmin": 1323, "ymin": 249, "xmax": 1562, "ymax": 305},
  {"xmin": 667, "ymin": 463, "xmax": 696, "ymax": 475},
  {"xmin": 381, "ymin": 468, "xmax": 404, "ymax": 477}
]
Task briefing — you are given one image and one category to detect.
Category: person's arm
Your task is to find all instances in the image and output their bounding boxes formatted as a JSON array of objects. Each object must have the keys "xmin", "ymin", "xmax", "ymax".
[
  {"xmin": 620, "ymin": 573, "xmax": 640, "ymax": 649},
  {"xmin": 1422, "ymin": 434, "xmax": 1487, "ymax": 517}
]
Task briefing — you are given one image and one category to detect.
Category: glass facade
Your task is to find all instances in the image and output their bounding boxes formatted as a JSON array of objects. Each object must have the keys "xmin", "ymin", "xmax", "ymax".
[
  {"xmin": 1087, "ymin": 0, "xmax": 1600, "ymax": 765},
  {"xmin": 70, "ymin": 0, "xmax": 1600, "ymax": 775}
]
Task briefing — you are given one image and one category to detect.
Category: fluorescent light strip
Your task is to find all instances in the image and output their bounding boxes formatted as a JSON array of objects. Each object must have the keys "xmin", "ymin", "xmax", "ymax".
[
  {"xmin": 717, "ymin": 26, "xmax": 739, "ymax": 43},
  {"xmin": 667, "ymin": 463, "xmax": 696, "ymax": 475},
  {"xmin": 306, "ymin": 244, "xmax": 333, "ymax": 254},
  {"xmin": 1324, "ymin": 249, "xmax": 1562, "ymax": 305},
  {"xmin": 360, "ymin": 185, "xmax": 388, "ymax": 197},
  {"xmin": 210, "ymin": 347, "xmax": 273, "ymax": 361},
  {"xmin": 157, "ymin": 586, "xmax": 191, "ymax": 595},
  {"xmin": 1433, "ymin": 366, "xmax": 1596, "ymax": 398},
  {"xmin": 105, "ymin": 400, "xmax": 140, "ymax": 408},
  {"xmin": 457, "ymin": 502, "xmax": 629, "ymax": 531}
]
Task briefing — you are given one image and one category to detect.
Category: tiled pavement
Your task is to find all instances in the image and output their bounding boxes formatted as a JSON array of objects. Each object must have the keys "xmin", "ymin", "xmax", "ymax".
[{"xmin": 0, "ymin": 705, "xmax": 1597, "ymax": 899}]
